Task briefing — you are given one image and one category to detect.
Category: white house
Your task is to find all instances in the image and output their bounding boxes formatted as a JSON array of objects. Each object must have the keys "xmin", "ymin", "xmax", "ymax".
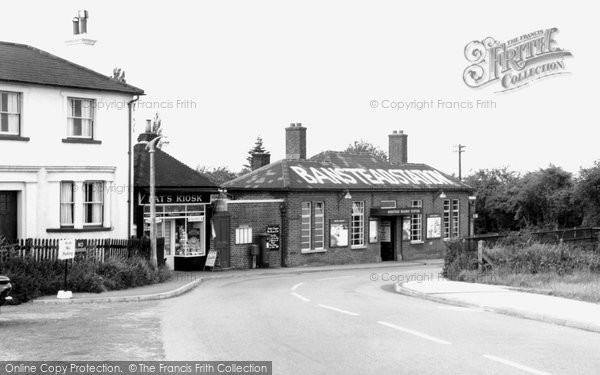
[{"xmin": 0, "ymin": 41, "xmax": 144, "ymax": 241}]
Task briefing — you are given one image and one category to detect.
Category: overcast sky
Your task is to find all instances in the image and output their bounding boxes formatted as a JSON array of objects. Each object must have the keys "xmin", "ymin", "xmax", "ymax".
[{"xmin": 2, "ymin": 1, "xmax": 597, "ymax": 177}]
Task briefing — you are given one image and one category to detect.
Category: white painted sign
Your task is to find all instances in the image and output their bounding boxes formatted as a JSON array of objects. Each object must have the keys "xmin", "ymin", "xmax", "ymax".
[
  {"xmin": 188, "ymin": 216, "xmax": 204, "ymax": 222},
  {"xmin": 58, "ymin": 239, "xmax": 76, "ymax": 260}
]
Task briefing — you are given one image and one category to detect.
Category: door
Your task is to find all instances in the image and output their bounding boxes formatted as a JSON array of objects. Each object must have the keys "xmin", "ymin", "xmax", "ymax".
[
  {"xmin": 380, "ymin": 218, "xmax": 395, "ymax": 261},
  {"xmin": 0, "ymin": 192, "xmax": 17, "ymax": 242},
  {"xmin": 160, "ymin": 219, "xmax": 175, "ymax": 270},
  {"xmin": 213, "ymin": 213, "xmax": 230, "ymax": 268}
]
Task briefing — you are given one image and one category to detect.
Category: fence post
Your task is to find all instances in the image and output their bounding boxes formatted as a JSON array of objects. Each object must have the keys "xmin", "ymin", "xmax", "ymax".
[{"xmin": 477, "ymin": 240, "xmax": 484, "ymax": 273}]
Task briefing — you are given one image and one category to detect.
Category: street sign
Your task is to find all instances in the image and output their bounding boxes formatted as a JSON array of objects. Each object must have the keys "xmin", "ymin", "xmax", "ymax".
[{"xmin": 58, "ymin": 239, "xmax": 76, "ymax": 260}]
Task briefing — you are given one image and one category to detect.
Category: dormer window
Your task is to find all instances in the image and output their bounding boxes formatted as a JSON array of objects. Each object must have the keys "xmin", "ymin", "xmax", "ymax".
[
  {"xmin": 0, "ymin": 91, "xmax": 21, "ymax": 135},
  {"xmin": 67, "ymin": 97, "xmax": 94, "ymax": 138}
]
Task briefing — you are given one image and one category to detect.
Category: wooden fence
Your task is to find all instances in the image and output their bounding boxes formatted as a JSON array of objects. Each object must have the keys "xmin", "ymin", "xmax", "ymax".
[
  {"xmin": 0, "ymin": 238, "xmax": 150, "ymax": 263},
  {"xmin": 462, "ymin": 227, "xmax": 600, "ymax": 251}
]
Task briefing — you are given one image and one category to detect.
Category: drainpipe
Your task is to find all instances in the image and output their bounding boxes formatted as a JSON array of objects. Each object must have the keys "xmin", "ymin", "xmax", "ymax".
[{"xmin": 127, "ymin": 96, "xmax": 140, "ymax": 238}]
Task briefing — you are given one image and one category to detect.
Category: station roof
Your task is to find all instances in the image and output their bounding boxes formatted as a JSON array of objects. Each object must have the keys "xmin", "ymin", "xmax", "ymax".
[
  {"xmin": 134, "ymin": 144, "xmax": 217, "ymax": 189},
  {"xmin": 223, "ymin": 151, "xmax": 472, "ymax": 192},
  {"xmin": 0, "ymin": 41, "xmax": 144, "ymax": 95}
]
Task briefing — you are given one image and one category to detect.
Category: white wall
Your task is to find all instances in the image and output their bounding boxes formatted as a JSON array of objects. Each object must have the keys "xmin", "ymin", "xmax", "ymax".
[{"xmin": 0, "ymin": 82, "xmax": 134, "ymax": 239}]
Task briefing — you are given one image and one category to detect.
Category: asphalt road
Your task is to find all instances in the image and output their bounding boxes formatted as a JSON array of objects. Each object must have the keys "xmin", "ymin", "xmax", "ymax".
[
  {"xmin": 3, "ymin": 264, "xmax": 600, "ymax": 374},
  {"xmin": 162, "ymin": 265, "xmax": 600, "ymax": 374}
]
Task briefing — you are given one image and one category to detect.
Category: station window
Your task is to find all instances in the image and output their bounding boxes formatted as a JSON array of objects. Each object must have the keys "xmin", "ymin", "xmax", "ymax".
[
  {"xmin": 443, "ymin": 199, "xmax": 451, "ymax": 239},
  {"xmin": 411, "ymin": 200, "xmax": 422, "ymax": 242},
  {"xmin": 351, "ymin": 201, "xmax": 365, "ymax": 247},
  {"xmin": 451, "ymin": 199, "xmax": 460, "ymax": 238},
  {"xmin": 235, "ymin": 226, "xmax": 253, "ymax": 244},
  {"xmin": 301, "ymin": 201, "xmax": 325, "ymax": 251}
]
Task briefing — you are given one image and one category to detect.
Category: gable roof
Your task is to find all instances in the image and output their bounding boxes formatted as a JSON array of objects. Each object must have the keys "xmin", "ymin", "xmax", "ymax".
[
  {"xmin": 224, "ymin": 151, "xmax": 472, "ymax": 192},
  {"xmin": 0, "ymin": 41, "xmax": 144, "ymax": 95},
  {"xmin": 134, "ymin": 144, "xmax": 217, "ymax": 189}
]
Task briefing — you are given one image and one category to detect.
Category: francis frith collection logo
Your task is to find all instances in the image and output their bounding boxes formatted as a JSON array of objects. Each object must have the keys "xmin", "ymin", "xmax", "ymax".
[{"xmin": 463, "ymin": 28, "xmax": 572, "ymax": 92}]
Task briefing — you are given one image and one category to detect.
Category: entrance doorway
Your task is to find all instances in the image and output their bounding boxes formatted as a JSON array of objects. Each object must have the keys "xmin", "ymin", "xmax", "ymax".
[
  {"xmin": 0, "ymin": 192, "xmax": 17, "ymax": 242},
  {"xmin": 380, "ymin": 218, "xmax": 395, "ymax": 261}
]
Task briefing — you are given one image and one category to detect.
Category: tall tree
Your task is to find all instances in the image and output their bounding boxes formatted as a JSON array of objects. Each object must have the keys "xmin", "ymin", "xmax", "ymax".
[
  {"xmin": 244, "ymin": 136, "xmax": 268, "ymax": 169},
  {"xmin": 345, "ymin": 140, "xmax": 388, "ymax": 162},
  {"xmin": 575, "ymin": 160, "xmax": 600, "ymax": 226}
]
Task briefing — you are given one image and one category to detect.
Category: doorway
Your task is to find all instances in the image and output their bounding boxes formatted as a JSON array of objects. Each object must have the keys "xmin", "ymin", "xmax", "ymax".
[
  {"xmin": 380, "ymin": 218, "xmax": 395, "ymax": 261},
  {"xmin": 0, "ymin": 192, "xmax": 17, "ymax": 242}
]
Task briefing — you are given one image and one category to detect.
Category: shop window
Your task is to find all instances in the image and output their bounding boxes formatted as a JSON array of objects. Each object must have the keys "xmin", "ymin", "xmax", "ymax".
[
  {"xmin": 0, "ymin": 91, "xmax": 21, "ymax": 135},
  {"xmin": 451, "ymin": 199, "xmax": 460, "ymax": 238},
  {"xmin": 67, "ymin": 98, "xmax": 95, "ymax": 138},
  {"xmin": 351, "ymin": 201, "xmax": 365, "ymax": 247},
  {"xmin": 410, "ymin": 200, "xmax": 422, "ymax": 242},
  {"xmin": 235, "ymin": 226, "xmax": 253, "ymax": 244},
  {"xmin": 60, "ymin": 181, "xmax": 75, "ymax": 226},
  {"xmin": 443, "ymin": 199, "xmax": 451, "ymax": 239},
  {"xmin": 301, "ymin": 202, "xmax": 311, "ymax": 250},
  {"xmin": 83, "ymin": 181, "xmax": 104, "ymax": 226}
]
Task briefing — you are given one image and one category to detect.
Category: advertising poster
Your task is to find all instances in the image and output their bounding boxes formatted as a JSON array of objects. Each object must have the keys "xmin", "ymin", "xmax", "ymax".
[{"xmin": 329, "ymin": 219, "xmax": 349, "ymax": 247}]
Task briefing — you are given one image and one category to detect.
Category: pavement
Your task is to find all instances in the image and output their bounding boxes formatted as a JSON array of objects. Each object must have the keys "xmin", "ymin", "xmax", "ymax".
[
  {"xmin": 396, "ymin": 278, "xmax": 600, "ymax": 334},
  {"xmin": 31, "ymin": 259, "xmax": 443, "ymax": 304}
]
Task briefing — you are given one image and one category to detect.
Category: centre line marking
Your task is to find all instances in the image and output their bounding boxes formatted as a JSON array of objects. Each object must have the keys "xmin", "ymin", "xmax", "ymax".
[
  {"xmin": 291, "ymin": 292, "xmax": 310, "ymax": 302},
  {"xmin": 317, "ymin": 304, "xmax": 360, "ymax": 316},
  {"xmin": 291, "ymin": 282, "xmax": 304, "ymax": 291},
  {"xmin": 483, "ymin": 355, "xmax": 552, "ymax": 375},
  {"xmin": 316, "ymin": 275, "xmax": 354, "ymax": 281},
  {"xmin": 377, "ymin": 321, "xmax": 451, "ymax": 345}
]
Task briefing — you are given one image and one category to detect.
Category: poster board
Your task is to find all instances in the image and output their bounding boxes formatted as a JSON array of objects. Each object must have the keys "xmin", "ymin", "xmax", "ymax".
[
  {"xmin": 204, "ymin": 250, "xmax": 218, "ymax": 270},
  {"xmin": 58, "ymin": 239, "xmax": 76, "ymax": 260},
  {"xmin": 379, "ymin": 221, "xmax": 391, "ymax": 242},
  {"xmin": 266, "ymin": 225, "xmax": 280, "ymax": 250},
  {"xmin": 329, "ymin": 219, "xmax": 349, "ymax": 247},
  {"xmin": 369, "ymin": 219, "xmax": 379, "ymax": 243},
  {"xmin": 426, "ymin": 215, "xmax": 442, "ymax": 239},
  {"xmin": 402, "ymin": 217, "xmax": 411, "ymax": 241}
]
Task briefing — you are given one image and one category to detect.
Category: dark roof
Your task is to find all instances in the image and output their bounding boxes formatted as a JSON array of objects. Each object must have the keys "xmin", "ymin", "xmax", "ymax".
[
  {"xmin": 224, "ymin": 151, "xmax": 472, "ymax": 191},
  {"xmin": 0, "ymin": 41, "xmax": 144, "ymax": 95},
  {"xmin": 134, "ymin": 144, "xmax": 217, "ymax": 189}
]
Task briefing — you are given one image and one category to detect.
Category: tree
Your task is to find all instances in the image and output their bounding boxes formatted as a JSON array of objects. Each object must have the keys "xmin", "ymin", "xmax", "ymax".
[
  {"xmin": 345, "ymin": 140, "xmax": 388, "ymax": 162},
  {"xmin": 575, "ymin": 160, "xmax": 600, "ymax": 226},
  {"xmin": 463, "ymin": 167, "xmax": 521, "ymax": 233},
  {"xmin": 111, "ymin": 67, "xmax": 126, "ymax": 83},
  {"xmin": 243, "ymin": 136, "xmax": 268, "ymax": 169},
  {"xmin": 196, "ymin": 166, "xmax": 240, "ymax": 186}
]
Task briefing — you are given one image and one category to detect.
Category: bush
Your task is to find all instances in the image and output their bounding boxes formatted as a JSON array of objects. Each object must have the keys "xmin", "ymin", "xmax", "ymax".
[
  {"xmin": 0, "ymin": 256, "xmax": 172, "ymax": 304},
  {"xmin": 442, "ymin": 239, "xmax": 478, "ymax": 279}
]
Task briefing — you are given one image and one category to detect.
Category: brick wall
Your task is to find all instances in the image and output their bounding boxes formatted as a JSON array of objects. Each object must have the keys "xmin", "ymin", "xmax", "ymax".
[{"xmin": 225, "ymin": 189, "xmax": 471, "ymax": 268}]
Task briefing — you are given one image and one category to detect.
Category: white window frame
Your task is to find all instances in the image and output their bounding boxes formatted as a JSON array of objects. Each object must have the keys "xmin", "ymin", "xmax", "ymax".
[
  {"xmin": 0, "ymin": 91, "xmax": 21, "ymax": 135},
  {"xmin": 60, "ymin": 181, "xmax": 75, "ymax": 227},
  {"xmin": 301, "ymin": 202, "xmax": 312, "ymax": 250},
  {"xmin": 351, "ymin": 201, "xmax": 365, "ymax": 248},
  {"xmin": 451, "ymin": 199, "xmax": 460, "ymax": 238},
  {"xmin": 82, "ymin": 181, "xmax": 104, "ymax": 226},
  {"xmin": 443, "ymin": 199, "xmax": 451, "ymax": 240},
  {"xmin": 314, "ymin": 202, "xmax": 325, "ymax": 250},
  {"xmin": 410, "ymin": 200, "xmax": 423, "ymax": 243},
  {"xmin": 67, "ymin": 97, "xmax": 95, "ymax": 139},
  {"xmin": 235, "ymin": 226, "xmax": 253, "ymax": 244}
]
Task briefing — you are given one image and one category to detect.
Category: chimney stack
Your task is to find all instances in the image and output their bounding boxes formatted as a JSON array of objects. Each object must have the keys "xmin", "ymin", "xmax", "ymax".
[
  {"xmin": 251, "ymin": 152, "xmax": 271, "ymax": 171},
  {"xmin": 389, "ymin": 130, "xmax": 408, "ymax": 165},
  {"xmin": 137, "ymin": 119, "xmax": 159, "ymax": 143},
  {"xmin": 285, "ymin": 123, "xmax": 307, "ymax": 160}
]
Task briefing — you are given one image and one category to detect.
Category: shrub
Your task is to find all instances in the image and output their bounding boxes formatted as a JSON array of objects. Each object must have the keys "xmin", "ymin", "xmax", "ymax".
[{"xmin": 0, "ymin": 256, "xmax": 172, "ymax": 304}]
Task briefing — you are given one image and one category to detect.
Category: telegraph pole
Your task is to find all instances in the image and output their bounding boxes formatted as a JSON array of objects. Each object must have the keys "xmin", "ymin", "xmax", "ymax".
[{"xmin": 453, "ymin": 144, "xmax": 466, "ymax": 181}]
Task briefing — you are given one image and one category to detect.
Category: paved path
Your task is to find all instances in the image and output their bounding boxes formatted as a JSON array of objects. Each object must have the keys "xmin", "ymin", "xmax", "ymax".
[{"xmin": 398, "ymin": 278, "xmax": 600, "ymax": 333}]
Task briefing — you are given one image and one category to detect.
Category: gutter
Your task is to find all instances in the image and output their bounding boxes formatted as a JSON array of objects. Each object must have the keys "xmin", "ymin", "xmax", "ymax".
[{"xmin": 127, "ymin": 95, "xmax": 140, "ymax": 238}]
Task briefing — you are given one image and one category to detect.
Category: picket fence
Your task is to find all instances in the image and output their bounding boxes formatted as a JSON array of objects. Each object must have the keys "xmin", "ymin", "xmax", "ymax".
[{"xmin": 0, "ymin": 238, "xmax": 150, "ymax": 263}]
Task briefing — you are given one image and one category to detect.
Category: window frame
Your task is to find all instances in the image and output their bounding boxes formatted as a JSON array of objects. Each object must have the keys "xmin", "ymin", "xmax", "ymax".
[
  {"xmin": 313, "ymin": 201, "xmax": 325, "ymax": 250},
  {"xmin": 451, "ymin": 199, "xmax": 460, "ymax": 238},
  {"xmin": 0, "ymin": 90, "xmax": 21, "ymax": 136},
  {"xmin": 350, "ymin": 201, "xmax": 365, "ymax": 248},
  {"xmin": 60, "ymin": 181, "xmax": 75, "ymax": 227},
  {"xmin": 410, "ymin": 199, "xmax": 423, "ymax": 243},
  {"xmin": 67, "ymin": 97, "xmax": 96, "ymax": 139},
  {"xmin": 235, "ymin": 226, "xmax": 253, "ymax": 245},
  {"xmin": 82, "ymin": 181, "xmax": 104, "ymax": 227},
  {"xmin": 301, "ymin": 202, "xmax": 312, "ymax": 251}
]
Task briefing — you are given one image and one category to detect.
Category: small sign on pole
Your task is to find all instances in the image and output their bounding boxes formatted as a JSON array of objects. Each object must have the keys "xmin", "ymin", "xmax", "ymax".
[{"xmin": 57, "ymin": 239, "xmax": 75, "ymax": 299}]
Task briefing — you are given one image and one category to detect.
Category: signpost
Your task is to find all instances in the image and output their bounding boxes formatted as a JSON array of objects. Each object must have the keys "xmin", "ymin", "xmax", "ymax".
[
  {"xmin": 57, "ymin": 238, "xmax": 76, "ymax": 299},
  {"xmin": 204, "ymin": 250, "xmax": 218, "ymax": 271}
]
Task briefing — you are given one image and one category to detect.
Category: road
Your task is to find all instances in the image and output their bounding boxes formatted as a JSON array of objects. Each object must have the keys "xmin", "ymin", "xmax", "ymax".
[{"xmin": 2, "ymin": 264, "xmax": 600, "ymax": 374}]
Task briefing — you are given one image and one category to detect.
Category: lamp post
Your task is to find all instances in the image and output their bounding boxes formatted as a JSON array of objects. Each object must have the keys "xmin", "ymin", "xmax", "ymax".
[{"xmin": 139, "ymin": 135, "xmax": 164, "ymax": 268}]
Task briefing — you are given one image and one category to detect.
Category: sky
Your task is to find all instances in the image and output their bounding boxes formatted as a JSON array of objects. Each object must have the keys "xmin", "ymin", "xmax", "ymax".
[{"xmin": 1, "ymin": 1, "xmax": 597, "ymax": 177}]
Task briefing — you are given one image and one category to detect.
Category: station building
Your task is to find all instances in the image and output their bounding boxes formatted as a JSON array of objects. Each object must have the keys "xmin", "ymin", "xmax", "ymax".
[{"xmin": 220, "ymin": 124, "xmax": 474, "ymax": 268}]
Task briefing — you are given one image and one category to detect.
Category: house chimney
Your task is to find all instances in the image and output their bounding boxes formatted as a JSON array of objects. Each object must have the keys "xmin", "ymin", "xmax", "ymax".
[
  {"xmin": 251, "ymin": 152, "xmax": 271, "ymax": 171},
  {"xmin": 137, "ymin": 119, "xmax": 159, "ymax": 143},
  {"xmin": 66, "ymin": 10, "xmax": 96, "ymax": 46},
  {"xmin": 389, "ymin": 130, "xmax": 408, "ymax": 164},
  {"xmin": 285, "ymin": 123, "xmax": 307, "ymax": 160}
]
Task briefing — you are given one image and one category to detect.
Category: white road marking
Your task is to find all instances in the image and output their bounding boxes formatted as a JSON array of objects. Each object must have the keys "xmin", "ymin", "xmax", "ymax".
[
  {"xmin": 317, "ymin": 304, "xmax": 360, "ymax": 316},
  {"xmin": 483, "ymin": 354, "xmax": 552, "ymax": 375},
  {"xmin": 437, "ymin": 305, "xmax": 482, "ymax": 313},
  {"xmin": 316, "ymin": 275, "xmax": 354, "ymax": 281},
  {"xmin": 377, "ymin": 321, "xmax": 452, "ymax": 345},
  {"xmin": 291, "ymin": 292, "xmax": 310, "ymax": 302},
  {"xmin": 291, "ymin": 282, "xmax": 304, "ymax": 291}
]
